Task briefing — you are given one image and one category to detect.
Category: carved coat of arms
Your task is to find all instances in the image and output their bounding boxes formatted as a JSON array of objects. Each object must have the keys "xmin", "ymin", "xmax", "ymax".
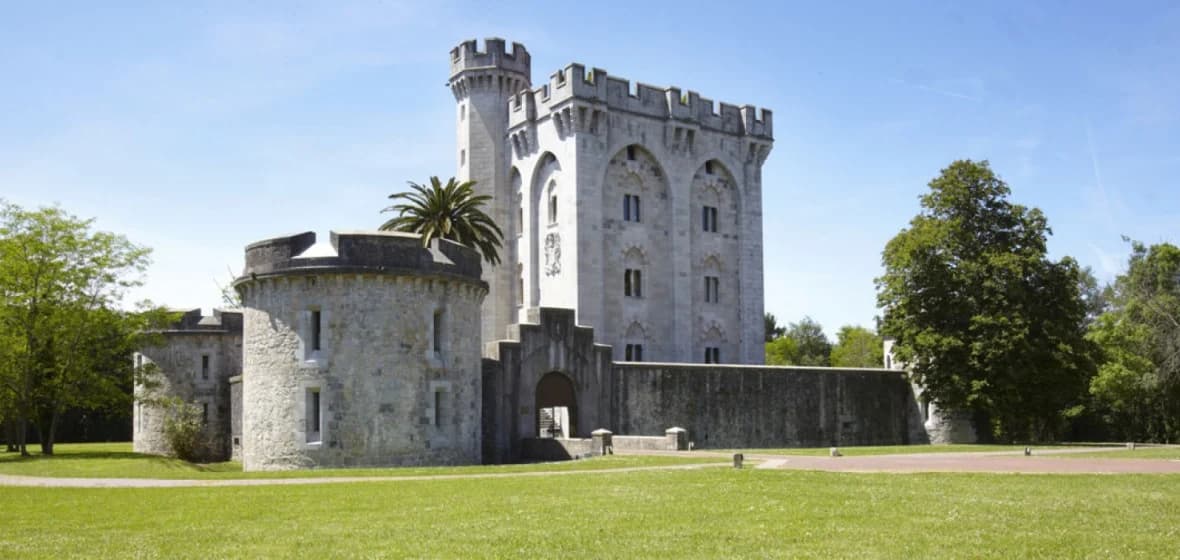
[{"xmin": 544, "ymin": 233, "xmax": 561, "ymax": 276}]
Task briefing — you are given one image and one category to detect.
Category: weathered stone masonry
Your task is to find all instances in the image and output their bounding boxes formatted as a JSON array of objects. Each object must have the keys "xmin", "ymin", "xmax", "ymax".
[{"xmin": 233, "ymin": 231, "xmax": 486, "ymax": 471}]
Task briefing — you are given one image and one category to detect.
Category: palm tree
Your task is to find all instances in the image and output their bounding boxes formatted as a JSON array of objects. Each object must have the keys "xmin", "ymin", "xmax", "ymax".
[{"xmin": 380, "ymin": 176, "xmax": 505, "ymax": 265}]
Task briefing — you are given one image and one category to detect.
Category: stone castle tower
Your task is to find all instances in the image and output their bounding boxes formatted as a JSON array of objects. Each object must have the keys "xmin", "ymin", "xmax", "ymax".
[{"xmin": 451, "ymin": 38, "xmax": 773, "ymax": 364}]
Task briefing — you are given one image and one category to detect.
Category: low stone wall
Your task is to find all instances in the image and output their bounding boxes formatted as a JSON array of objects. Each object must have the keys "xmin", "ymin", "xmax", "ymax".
[
  {"xmin": 520, "ymin": 437, "xmax": 596, "ymax": 461},
  {"xmin": 612, "ymin": 364, "xmax": 919, "ymax": 449}
]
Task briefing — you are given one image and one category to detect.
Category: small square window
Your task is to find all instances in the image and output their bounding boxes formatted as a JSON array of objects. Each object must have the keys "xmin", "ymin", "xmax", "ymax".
[
  {"xmin": 704, "ymin": 347, "xmax": 720, "ymax": 364},
  {"xmin": 625, "ymin": 344, "xmax": 644, "ymax": 361}
]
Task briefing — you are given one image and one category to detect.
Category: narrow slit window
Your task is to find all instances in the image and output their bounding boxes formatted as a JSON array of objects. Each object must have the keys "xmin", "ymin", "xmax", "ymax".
[
  {"xmin": 201, "ymin": 402, "xmax": 209, "ymax": 425},
  {"xmin": 702, "ymin": 206, "xmax": 719, "ymax": 232},
  {"xmin": 705, "ymin": 276, "xmax": 720, "ymax": 303},
  {"xmin": 434, "ymin": 390, "xmax": 443, "ymax": 426},
  {"xmin": 433, "ymin": 310, "xmax": 444, "ymax": 355},
  {"xmin": 705, "ymin": 160, "xmax": 714, "ymax": 175},
  {"xmin": 549, "ymin": 195, "xmax": 558, "ymax": 224},
  {"xmin": 311, "ymin": 310, "xmax": 322, "ymax": 352},
  {"xmin": 201, "ymin": 355, "xmax": 209, "ymax": 380},
  {"xmin": 306, "ymin": 388, "xmax": 322, "ymax": 444},
  {"xmin": 626, "ymin": 145, "xmax": 636, "ymax": 161}
]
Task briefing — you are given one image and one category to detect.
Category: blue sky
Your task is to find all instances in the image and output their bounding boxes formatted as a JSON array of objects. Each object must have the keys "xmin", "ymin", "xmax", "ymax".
[{"xmin": 2, "ymin": 1, "xmax": 1177, "ymax": 337}]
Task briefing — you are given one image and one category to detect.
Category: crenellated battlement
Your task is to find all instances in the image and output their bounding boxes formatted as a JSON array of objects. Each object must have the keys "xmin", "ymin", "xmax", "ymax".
[
  {"xmin": 449, "ymin": 37, "xmax": 531, "ymax": 81},
  {"xmin": 508, "ymin": 63, "xmax": 772, "ymax": 139}
]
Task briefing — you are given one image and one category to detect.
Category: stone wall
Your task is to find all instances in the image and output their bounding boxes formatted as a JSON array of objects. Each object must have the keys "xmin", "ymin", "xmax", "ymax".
[
  {"xmin": 235, "ymin": 231, "xmax": 486, "ymax": 471},
  {"xmin": 133, "ymin": 309, "xmax": 241, "ymax": 460},
  {"xmin": 611, "ymin": 364, "xmax": 918, "ymax": 449}
]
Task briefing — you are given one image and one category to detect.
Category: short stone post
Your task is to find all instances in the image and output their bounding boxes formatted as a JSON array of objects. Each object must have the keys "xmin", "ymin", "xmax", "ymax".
[
  {"xmin": 733, "ymin": 453, "xmax": 744, "ymax": 469},
  {"xmin": 1127, "ymin": 442, "xmax": 1137, "ymax": 451},
  {"xmin": 665, "ymin": 426, "xmax": 689, "ymax": 451},
  {"xmin": 829, "ymin": 447, "xmax": 842, "ymax": 457},
  {"xmin": 591, "ymin": 428, "xmax": 613, "ymax": 456}
]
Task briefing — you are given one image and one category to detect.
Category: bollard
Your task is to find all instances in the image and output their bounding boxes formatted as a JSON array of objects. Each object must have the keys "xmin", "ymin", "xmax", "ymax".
[
  {"xmin": 1127, "ymin": 442, "xmax": 1136, "ymax": 451},
  {"xmin": 829, "ymin": 447, "xmax": 842, "ymax": 457},
  {"xmin": 733, "ymin": 453, "xmax": 744, "ymax": 469},
  {"xmin": 1024, "ymin": 447, "xmax": 1031, "ymax": 456}
]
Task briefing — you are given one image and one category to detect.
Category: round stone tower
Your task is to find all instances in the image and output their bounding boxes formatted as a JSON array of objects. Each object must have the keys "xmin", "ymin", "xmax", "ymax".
[
  {"xmin": 233, "ymin": 231, "xmax": 486, "ymax": 471},
  {"xmin": 449, "ymin": 38, "xmax": 530, "ymax": 346}
]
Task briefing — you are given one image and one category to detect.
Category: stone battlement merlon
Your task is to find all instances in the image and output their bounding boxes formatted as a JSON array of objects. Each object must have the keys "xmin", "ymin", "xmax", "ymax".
[
  {"xmin": 449, "ymin": 37, "xmax": 531, "ymax": 81},
  {"xmin": 508, "ymin": 63, "xmax": 772, "ymax": 139},
  {"xmin": 158, "ymin": 308, "xmax": 242, "ymax": 334},
  {"xmin": 234, "ymin": 231, "xmax": 485, "ymax": 288}
]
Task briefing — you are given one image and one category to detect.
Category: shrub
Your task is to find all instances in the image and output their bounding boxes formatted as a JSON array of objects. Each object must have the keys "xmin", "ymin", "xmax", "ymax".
[{"xmin": 161, "ymin": 398, "xmax": 209, "ymax": 462}]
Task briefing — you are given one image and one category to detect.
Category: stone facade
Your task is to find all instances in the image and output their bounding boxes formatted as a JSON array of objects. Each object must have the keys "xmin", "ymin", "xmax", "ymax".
[
  {"xmin": 133, "ymin": 309, "xmax": 242, "ymax": 460},
  {"xmin": 233, "ymin": 231, "xmax": 486, "ymax": 471},
  {"xmin": 451, "ymin": 38, "xmax": 772, "ymax": 364},
  {"xmin": 484, "ymin": 308, "xmax": 922, "ymax": 464}
]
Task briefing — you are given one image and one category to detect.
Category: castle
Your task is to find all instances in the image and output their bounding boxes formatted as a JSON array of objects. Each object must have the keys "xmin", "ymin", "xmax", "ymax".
[
  {"xmin": 134, "ymin": 39, "xmax": 930, "ymax": 471},
  {"xmin": 451, "ymin": 38, "xmax": 771, "ymax": 364}
]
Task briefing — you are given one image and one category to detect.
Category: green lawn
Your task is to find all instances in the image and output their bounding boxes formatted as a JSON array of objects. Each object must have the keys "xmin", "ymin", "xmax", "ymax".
[
  {"xmin": 1, "ymin": 469, "xmax": 1177, "ymax": 558},
  {"xmin": 0, "ymin": 442, "xmax": 722, "ymax": 479},
  {"xmin": 714, "ymin": 443, "xmax": 1081, "ymax": 456}
]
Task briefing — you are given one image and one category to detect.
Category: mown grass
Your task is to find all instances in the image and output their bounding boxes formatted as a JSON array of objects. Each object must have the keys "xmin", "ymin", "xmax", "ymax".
[
  {"xmin": 1, "ymin": 469, "xmax": 1177, "ymax": 558},
  {"xmin": 0, "ymin": 442, "xmax": 721, "ymax": 479},
  {"xmin": 714, "ymin": 443, "xmax": 1082, "ymax": 456}
]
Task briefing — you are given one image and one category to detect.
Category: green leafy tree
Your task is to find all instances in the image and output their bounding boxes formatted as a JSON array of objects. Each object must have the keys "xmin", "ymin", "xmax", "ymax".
[
  {"xmin": 785, "ymin": 317, "xmax": 831, "ymax": 367},
  {"xmin": 0, "ymin": 201, "xmax": 163, "ymax": 455},
  {"xmin": 1087, "ymin": 241, "xmax": 1180, "ymax": 442},
  {"xmin": 876, "ymin": 160, "xmax": 1092, "ymax": 442},
  {"xmin": 765, "ymin": 336, "xmax": 799, "ymax": 366},
  {"xmin": 380, "ymin": 176, "xmax": 505, "ymax": 265},
  {"xmin": 764, "ymin": 312, "xmax": 785, "ymax": 342},
  {"xmin": 830, "ymin": 326, "xmax": 884, "ymax": 368}
]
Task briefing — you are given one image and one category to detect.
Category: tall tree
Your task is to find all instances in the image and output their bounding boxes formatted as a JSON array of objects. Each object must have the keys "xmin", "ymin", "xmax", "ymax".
[
  {"xmin": 876, "ymin": 160, "xmax": 1092, "ymax": 442},
  {"xmin": 380, "ymin": 176, "xmax": 505, "ymax": 265},
  {"xmin": 830, "ymin": 326, "xmax": 884, "ymax": 368},
  {"xmin": 1087, "ymin": 241, "xmax": 1180, "ymax": 442},
  {"xmin": 0, "ymin": 201, "xmax": 158, "ymax": 455}
]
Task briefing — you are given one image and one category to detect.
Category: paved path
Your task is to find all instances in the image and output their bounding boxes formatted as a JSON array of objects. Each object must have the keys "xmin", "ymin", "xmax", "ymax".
[
  {"xmin": 4, "ymin": 447, "xmax": 1177, "ymax": 488},
  {"xmin": 628, "ymin": 446, "xmax": 1180, "ymax": 474},
  {"xmin": 0, "ymin": 461, "xmax": 729, "ymax": 488}
]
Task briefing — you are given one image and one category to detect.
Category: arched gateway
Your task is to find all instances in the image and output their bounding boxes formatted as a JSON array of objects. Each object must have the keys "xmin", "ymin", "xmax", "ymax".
[{"xmin": 535, "ymin": 372, "xmax": 577, "ymax": 439}]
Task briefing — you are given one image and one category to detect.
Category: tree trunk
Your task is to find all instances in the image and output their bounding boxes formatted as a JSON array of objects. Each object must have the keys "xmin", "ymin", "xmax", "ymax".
[
  {"xmin": 3, "ymin": 419, "xmax": 16, "ymax": 452},
  {"xmin": 17, "ymin": 415, "xmax": 29, "ymax": 456},
  {"xmin": 36, "ymin": 408, "xmax": 58, "ymax": 456}
]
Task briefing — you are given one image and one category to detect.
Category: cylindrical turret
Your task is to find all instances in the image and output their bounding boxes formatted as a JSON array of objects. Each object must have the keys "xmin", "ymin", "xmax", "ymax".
[
  {"xmin": 449, "ymin": 38, "xmax": 531, "ymax": 346},
  {"xmin": 233, "ymin": 231, "xmax": 486, "ymax": 471}
]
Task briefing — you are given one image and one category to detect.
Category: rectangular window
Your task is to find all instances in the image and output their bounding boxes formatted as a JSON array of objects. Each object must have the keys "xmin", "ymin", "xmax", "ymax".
[
  {"xmin": 517, "ymin": 277, "xmax": 524, "ymax": 306},
  {"xmin": 624, "ymin": 269, "xmax": 642, "ymax": 297},
  {"xmin": 623, "ymin": 194, "xmax": 641, "ymax": 222},
  {"xmin": 306, "ymin": 388, "xmax": 322, "ymax": 444},
  {"xmin": 201, "ymin": 355, "xmax": 210, "ymax": 380},
  {"xmin": 625, "ymin": 344, "xmax": 643, "ymax": 361},
  {"xmin": 432, "ymin": 310, "xmax": 444, "ymax": 355},
  {"xmin": 434, "ymin": 390, "xmax": 444, "ymax": 426},
  {"xmin": 705, "ymin": 347, "xmax": 720, "ymax": 364},
  {"xmin": 311, "ymin": 310, "xmax": 322, "ymax": 352},
  {"xmin": 702, "ymin": 206, "xmax": 718, "ymax": 232},
  {"xmin": 549, "ymin": 195, "xmax": 558, "ymax": 224},
  {"xmin": 705, "ymin": 276, "xmax": 720, "ymax": 303},
  {"xmin": 627, "ymin": 145, "xmax": 636, "ymax": 161},
  {"xmin": 705, "ymin": 160, "xmax": 714, "ymax": 175},
  {"xmin": 201, "ymin": 402, "xmax": 209, "ymax": 425}
]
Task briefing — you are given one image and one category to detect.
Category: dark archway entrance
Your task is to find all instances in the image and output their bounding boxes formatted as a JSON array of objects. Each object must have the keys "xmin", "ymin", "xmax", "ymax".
[{"xmin": 535, "ymin": 371, "xmax": 576, "ymax": 438}]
